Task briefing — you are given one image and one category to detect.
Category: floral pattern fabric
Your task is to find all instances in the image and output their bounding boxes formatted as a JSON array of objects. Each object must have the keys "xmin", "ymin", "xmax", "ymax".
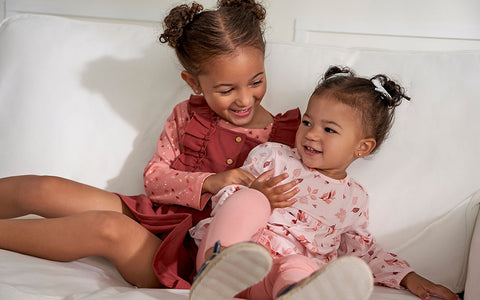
[
  {"xmin": 143, "ymin": 100, "xmax": 272, "ymax": 210},
  {"xmin": 191, "ymin": 142, "xmax": 414, "ymax": 289}
]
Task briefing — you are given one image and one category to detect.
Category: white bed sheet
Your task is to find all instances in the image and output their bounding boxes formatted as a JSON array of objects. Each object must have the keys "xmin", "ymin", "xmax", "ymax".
[
  {"xmin": 0, "ymin": 247, "xmax": 425, "ymax": 300},
  {"xmin": 0, "ymin": 249, "xmax": 189, "ymax": 299}
]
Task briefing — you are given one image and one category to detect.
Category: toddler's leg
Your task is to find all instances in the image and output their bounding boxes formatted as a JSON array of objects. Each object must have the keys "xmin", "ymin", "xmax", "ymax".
[
  {"xmin": 0, "ymin": 210, "xmax": 162, "ymax": 288},
  {"xmin": 196, "ymin": 188, "xmax": 271, "ymax": 269},
  {"xmin": 239, "ymin": 255, "xmax": 319, "ymax": 300},
  {"xmin": 0, "ymin": 175, "xmax": 126, "ymax": 218},
  {"xmin": 240, "ymin": 255, "xmax": 374, "ymax": 300}
]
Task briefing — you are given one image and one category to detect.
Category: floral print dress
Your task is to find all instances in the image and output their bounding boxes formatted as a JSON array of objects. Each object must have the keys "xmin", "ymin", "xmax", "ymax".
[{"xmin": 190, "ymin": 142, "xmax": 414, "ymax": 288}]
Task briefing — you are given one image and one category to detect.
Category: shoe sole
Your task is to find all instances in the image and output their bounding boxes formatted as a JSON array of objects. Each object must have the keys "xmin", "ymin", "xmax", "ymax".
[
  {"xmin": 276, "ymin": 256, "xmax": 373, "ymax": 300},
  {"xmin": 189, "ymin": 243, "xmax": 273, "ymax": 300}
]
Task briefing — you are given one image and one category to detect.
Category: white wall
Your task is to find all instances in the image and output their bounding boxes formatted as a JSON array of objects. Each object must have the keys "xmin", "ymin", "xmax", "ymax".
[
  {"xmin": 265, "ymin": 0, "xmax": 480, "ymax": 42},
  {"xmin": 2, "ymin": 0, "xmax": 479, "ymax": 48},
  {"xmin": 0, "ymin": 0, "xmax": 5, "ymax": 21}
]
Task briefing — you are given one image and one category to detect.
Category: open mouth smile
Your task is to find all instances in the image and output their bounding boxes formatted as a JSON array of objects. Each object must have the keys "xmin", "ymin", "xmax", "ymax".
[
  {"xmin": 230, "ymin": 106, "xmax": 252, "ymax": 117},
  {"xmin": 304, "ymin": 145, "xmax": 322, "ymax": 155}
]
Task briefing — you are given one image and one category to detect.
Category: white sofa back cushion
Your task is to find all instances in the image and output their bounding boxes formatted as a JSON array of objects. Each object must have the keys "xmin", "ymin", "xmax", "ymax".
[{"xmin": 1, "ymin": 14, "xmax": 479, "ymax": 292}]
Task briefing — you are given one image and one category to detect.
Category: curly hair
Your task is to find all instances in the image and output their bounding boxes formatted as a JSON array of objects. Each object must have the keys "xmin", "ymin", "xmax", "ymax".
[
  {"xmin": 159, "ymin": 0, "xmax": 266, "ymax": 76},
  {"xmin": 313, "ymin": 66, "xmax": 410, "ymax": 153}
]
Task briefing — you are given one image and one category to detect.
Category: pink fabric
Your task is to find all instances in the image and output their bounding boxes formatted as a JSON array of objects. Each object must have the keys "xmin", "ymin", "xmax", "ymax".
[
  {"xmin": 239, "ymin": 255, "xmax": 319, "ymax": 299},
  {"xmin": 193, "ymin": 189, "xmax": 318, "ymax": 299},
  {"xmin": 143, "ymin": 99, "xmax": 273, "ymax": 210},
  {"xmin": 191, "ymin": 142, "xmax": 414, "ymax": 289},
  {"xmin": 196, "ymin": 188, "xmax": 271, "ymax": 270},
  {"xmin": 121, "ymin": 97, "xmax": 300, "ymax": 288}
]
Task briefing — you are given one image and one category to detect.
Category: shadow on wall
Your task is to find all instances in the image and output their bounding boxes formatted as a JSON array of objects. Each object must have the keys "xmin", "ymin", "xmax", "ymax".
[{"xmin": 81, "ymin": 44, "xmax": 190, "ymax": 195}]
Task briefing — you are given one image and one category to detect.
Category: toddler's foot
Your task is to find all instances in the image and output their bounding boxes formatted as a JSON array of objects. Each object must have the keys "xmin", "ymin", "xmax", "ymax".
[
  {"xmin": 276, "ymin": 256, "xmax": 373, "ymax": 300},
  {"xmin": 189, "ymin": 241, "xmax": 272, "ymax": 300}
]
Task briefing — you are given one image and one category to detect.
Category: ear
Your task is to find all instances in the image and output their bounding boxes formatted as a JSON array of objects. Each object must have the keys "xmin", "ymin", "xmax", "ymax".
[
  {"xmin": 181, "ymin": 71, "xmax": 202, "ymax": 94},
  {"xmin": 355, "ymin": 138, "xmax": 376, "ymax": 158}
]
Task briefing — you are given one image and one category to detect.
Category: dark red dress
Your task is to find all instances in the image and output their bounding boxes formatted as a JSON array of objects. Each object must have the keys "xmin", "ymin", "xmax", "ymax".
[{"xmin": 119, "ymin": 95, "xmax": 300, "ymax": 288}]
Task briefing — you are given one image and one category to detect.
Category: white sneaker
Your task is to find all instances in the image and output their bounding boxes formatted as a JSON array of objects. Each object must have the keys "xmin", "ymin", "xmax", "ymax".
[
  {"xmin": 276, "ymin": 256, "xmax": 373, "ymax": 300},
  {"xmin": 189, "ymin": 241, "xmax": 273, "ymax": 300}
]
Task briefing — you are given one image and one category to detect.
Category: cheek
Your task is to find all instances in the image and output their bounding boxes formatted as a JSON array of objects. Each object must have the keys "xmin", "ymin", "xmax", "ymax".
[
  {"xmin": 295, "ymin": 130, "xmax": 304, "ymax": 148},
  {"xmin": 254, "ymin": 86, "xmax": 267, "ymax": 101},
  {"xmin": 206, "ymin": 95, "xmax": 227, "ymax": 109}
]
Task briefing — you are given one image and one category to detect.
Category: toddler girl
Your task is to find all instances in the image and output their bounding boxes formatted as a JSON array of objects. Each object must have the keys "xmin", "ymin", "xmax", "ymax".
[
  {"xmin": 0, "ymin": 0, "xmax": 300, "ymax": 289},
  {"xmin": 189, "ymin": 66, "xmax": 459, "ymax": 300}
]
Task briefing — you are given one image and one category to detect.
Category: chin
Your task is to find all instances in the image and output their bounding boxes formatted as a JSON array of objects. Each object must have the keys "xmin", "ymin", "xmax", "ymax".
[{"xmin": 229, "ymin": 116, "xmax": 253, "ymax": 127}]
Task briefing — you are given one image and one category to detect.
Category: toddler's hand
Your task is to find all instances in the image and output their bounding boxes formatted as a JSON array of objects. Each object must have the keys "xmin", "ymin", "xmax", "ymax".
[
  {"xmin": 202, "ymin": 168, "xmax": 255, "ymax": 195},
  {"xmin": 250, "ymin": 169, "xmax": 300, "ymax": 209},
  {"xmin": 401, "ymin": 272, "xmax": 459, "ymax": 300}
]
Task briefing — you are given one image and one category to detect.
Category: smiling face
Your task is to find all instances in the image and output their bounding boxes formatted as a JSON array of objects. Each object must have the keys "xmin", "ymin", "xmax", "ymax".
[
  {"xmin": 183, "ymin": 46, "xmax": 270, "ymax": 129},
  {"xmin": 295, "ymin": 95, "xmax": 376, "ymax": 179}
]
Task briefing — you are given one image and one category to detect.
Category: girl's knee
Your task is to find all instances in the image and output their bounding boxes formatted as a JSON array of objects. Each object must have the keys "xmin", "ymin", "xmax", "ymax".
[
  {"xmin": 232, "ymin": 188, "xmax": 271, "ymax": 212},
  {"xmin": 88, "ymin": 211, "xmax": 129, "ymax": 242},
  {"xmin": 19, "ymin": 175, "xmax": 57, "ymax": 195},
  {"xmin": 15, "ymin": 175, "xmax": 63, "ymax": 207}
]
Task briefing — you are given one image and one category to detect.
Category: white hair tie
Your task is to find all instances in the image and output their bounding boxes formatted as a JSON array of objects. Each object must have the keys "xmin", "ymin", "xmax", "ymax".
[{"xmin": 371, "ymin": 78, "xmax": 392, "ymax": 100}]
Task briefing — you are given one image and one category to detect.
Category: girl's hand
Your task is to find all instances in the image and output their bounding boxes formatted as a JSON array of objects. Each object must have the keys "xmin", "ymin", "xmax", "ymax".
[
  {"xmin": 202, "ymin": 168, "xmax": 255, "ymax": 195},
  {"xmin": 250, "ymin": 169, "xmax": 301, "ymax": 209},
  {"xmin": 401, "ymin": 272, "xmax": 459, "ymax": 300}
]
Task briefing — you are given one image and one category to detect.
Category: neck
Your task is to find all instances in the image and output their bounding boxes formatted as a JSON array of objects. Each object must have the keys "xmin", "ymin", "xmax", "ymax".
[{"xmin": 243, "ymin": 105, "xmax": 274, "ymax": 129}]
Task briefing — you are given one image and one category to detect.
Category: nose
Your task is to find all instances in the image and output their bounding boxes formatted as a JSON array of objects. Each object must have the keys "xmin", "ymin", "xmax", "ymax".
[
  {"xmin": 304, "ymin": 127, "xmax": 321, "ymax": 141},
  {"xmin": 235, "ymin": 89, "xmax": 252, "ymax": 107}
]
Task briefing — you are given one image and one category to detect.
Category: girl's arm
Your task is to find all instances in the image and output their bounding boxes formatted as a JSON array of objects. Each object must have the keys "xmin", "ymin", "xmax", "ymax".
[
  {"xmin": 143, "ymin": 101, "xmax": 213, "ymax": 210},
  {"xmin": 339, "ymin": 201, "xmax": 457, "ymax": 299},
  {"xmin": 338, "ymin": 222, "xmax": 413, "ymax": 289},
  {"xmin": 400, "ymin": 272, "xmax": 459, "ymax": 300}
]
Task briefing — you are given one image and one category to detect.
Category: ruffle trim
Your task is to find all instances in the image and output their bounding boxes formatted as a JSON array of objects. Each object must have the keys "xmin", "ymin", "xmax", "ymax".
[{"xmin": 269, "ymin": 108, "xmax": 301, "ymax": 148}]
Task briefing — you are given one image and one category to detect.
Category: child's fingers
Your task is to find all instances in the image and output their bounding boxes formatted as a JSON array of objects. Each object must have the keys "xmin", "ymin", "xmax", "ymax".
[
  {"xmin": 427, "ymin": 285, "xmax": 459, "ymax": 300},
  {"xmin": 272, "ymin": 178, "xmax": 302, "ymax": 194},
  {"xmin": 410, "ymin": 286, "xmax": 430, "ymax": 300},
  {"xmin": 272, "ymin": 199, "xmax": 297, "ymax": 208},
  {"xmin": 255, "ymin": 169, "xmax": 275, "ymax": 183},
  {"xmin": 271, "ymin": 188, "xmax": 299, "ymax": 208},
  {"xmin": 237, "ymin": 169, "xmax": 256, "ymax": 185}
]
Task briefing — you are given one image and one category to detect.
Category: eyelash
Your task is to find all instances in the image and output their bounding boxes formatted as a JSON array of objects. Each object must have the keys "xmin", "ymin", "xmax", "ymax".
[
  {"xmin": 251, "ymin": 80, "xmax": 263, "ymax": 87},
  {"xmin": 219, "ymin": 88, "xmax": 233, "ymax": 95},
  {"xmin": 302, "ymin": 121, "xmax": 337, "ymax": 134},
  {"xmin": 325, "ymin": 127, "xmax": 336, "ymax": 134},
  {"xmin": 218, "ymin": 80, "xmax": 263, "ymax": 95}
]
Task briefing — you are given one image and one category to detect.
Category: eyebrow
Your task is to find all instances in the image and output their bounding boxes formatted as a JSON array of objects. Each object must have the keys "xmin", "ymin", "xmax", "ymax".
[
  {"xmin": 213, "ymin": 72, "xmax": 264, "ymax": 89},
  {"xmin": 304, "ymin": 113, "xmax": 343, "ymax": 129}
]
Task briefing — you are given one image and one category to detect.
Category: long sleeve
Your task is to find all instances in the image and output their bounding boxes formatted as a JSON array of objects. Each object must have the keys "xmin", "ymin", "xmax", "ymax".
[
  {"xmin": 143, "ymin": 101, "xmax": 214, "ymax": 210},
  {"xmin": 338, "ymin": 206, "xmax": 414, "ymax": 289}
]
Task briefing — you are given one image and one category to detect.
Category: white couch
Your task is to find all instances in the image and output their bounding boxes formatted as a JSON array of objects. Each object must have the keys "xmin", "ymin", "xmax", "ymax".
[{"xmin": 0, "ymin": 14, "xmax": 479, "ymax": 300}]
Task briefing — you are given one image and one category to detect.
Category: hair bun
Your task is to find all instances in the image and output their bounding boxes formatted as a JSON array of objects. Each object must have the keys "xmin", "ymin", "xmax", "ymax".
[
  {"xmin": 371, "ymin": 75, "xmax": 410, "ymax": 107},
  {"xmin": 323, "ymin": 65, "xmax": 355, "ymax": 80},
  {"xmin": 218, "ymin": 0, "xmax": 266, "ymax": 21},
  {"xmin": 159, "ymin": 3, "xmax": 204, "ymax": 48}
]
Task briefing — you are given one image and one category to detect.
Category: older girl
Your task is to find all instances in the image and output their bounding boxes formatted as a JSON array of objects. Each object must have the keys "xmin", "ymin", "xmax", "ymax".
[{"xmin": 0, "ymin": 0, "xmax": 300, "ymax": 289}]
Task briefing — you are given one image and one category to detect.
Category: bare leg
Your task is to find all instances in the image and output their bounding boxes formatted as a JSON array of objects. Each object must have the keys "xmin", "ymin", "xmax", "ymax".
[
  {"xmin": 0, "ymin": 175, "xmax": 162, "ymax": 287},
  {"xmin": 0, "ymin": 175, "xmax": 126, "ymax": 218},
  {"xmin": 0, "ymin": 210, "xmax": 162, "ymax": 288}
]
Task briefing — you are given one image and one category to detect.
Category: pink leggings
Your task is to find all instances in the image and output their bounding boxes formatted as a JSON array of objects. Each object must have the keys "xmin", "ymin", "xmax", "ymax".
[{"xmin": 197, "ymin": 188, "xmax": 319, "ymax": 299}]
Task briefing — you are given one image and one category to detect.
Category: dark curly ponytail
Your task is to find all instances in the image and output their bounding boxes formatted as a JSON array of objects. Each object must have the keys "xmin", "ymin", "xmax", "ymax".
[
  {"xmin": 159, "ymin": 3, "xmax": 203, "ymax": 48},
  {"xmin": 313, "ymin": 66, "xmax": 410, "ymax": 153},
  {"xmin": 218, "ymin": 0, "xmax": 266, "ymax": 21},
  {"xmin": 159, "ymin": 0, "xmax": 266, "ymax": 76}
]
